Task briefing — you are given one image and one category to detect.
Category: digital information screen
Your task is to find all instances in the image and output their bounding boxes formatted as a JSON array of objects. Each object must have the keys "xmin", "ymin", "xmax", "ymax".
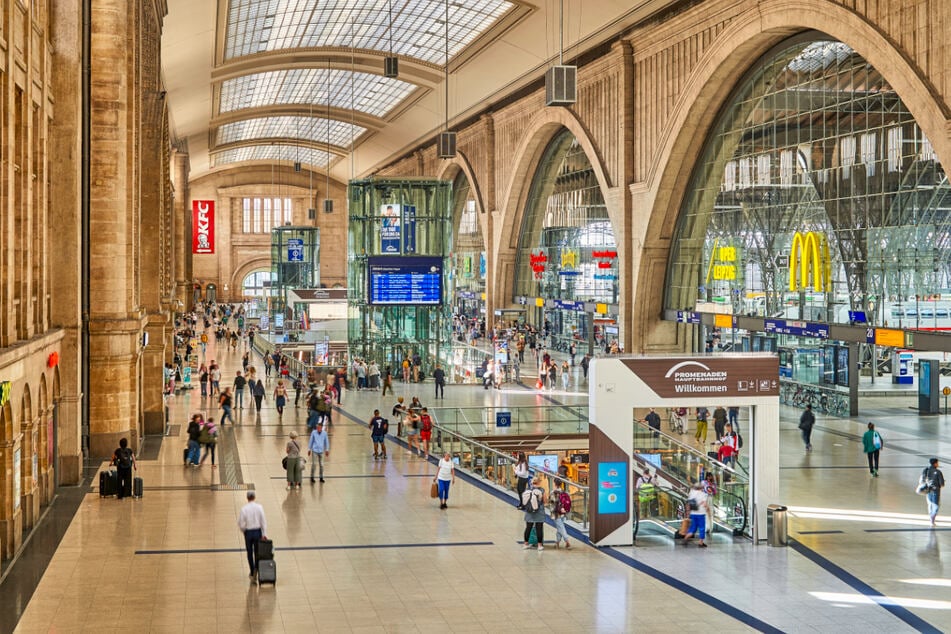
[{"xmin": 368, "ymin": 256, "xmax": 442, "ymax": 305}]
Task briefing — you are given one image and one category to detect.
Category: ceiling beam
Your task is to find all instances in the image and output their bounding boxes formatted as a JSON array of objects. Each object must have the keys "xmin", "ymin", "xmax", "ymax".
[
  {"xmin": 211, "ymin": 138, "xmax": 351, "ymax": 159},
  {"xmin": 211, "ymin": 105, "xmax": 387, "ymax": 133}
]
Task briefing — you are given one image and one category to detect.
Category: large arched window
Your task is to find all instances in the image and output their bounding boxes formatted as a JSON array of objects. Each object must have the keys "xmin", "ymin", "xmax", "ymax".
[
  {"xmin": 515, "ymin": 130, "xmax": 617, "ymax": 345},
  {"xmin": 242, "ymin": 270, "xmax": 275, "ymax": 299},
  {"xmin": 666, "ymin": 35, "xmax": 951, "ymax": 330},
  {"xmin": 450, "ymin": 172, "xmax": 485, "ymax": 316}
]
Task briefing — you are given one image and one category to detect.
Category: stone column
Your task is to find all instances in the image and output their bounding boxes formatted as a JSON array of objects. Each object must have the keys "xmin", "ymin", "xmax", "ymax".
[
  {"xmin": 172, "ymin": 149, "xmax": 192, "ymax": 307},
  {"xmin": 18, "ymin": 419, "xmax": 39, "ymax": 530},
  {"xmin": 48, "ymin": 0, "xmax": 84, "ymax": 484},
  {"xmin": 0, "ymin": 432, "xmax": 24, "ymax": 558},
  {"xmin": 482, "ymin": 115, "xmax": 496, "ymax": 321}
]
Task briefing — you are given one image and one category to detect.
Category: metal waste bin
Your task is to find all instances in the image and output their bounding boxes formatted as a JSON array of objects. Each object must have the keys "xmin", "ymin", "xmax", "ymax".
[{"xmin": 766, "ymin": 504, "xmax": 788, "ymax": 546}]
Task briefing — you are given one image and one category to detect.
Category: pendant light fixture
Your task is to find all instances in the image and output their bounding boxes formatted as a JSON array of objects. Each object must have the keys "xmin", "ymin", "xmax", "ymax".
[
  {"xmin": 383, "ymin": 0, "xmax": 399, "ymax": 78},
  {"xmin": 308, "ymin": 101, "xmax": 317, "ymax": 220},
  {"xmin": 545, "ymin": 0, "xmax": 576, "ymax": 106},
  {"xmin": 437, "ymin": 0, "xmax": 456, "ymax": 158},
  {"xmin": 323, "ymin": 59, "xmax": 334, "ymax": 214}
]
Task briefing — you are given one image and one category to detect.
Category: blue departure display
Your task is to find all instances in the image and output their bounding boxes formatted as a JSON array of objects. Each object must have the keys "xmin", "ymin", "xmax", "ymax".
[{"xmin": 368, "ymin": 256, "xmax": 442, "ymax": 305}]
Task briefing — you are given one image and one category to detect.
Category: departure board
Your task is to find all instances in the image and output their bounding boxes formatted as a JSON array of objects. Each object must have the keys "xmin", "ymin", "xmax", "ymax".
[{"xmin": 368, "ymin": 256, "xmax": 442, "ymax": 305}]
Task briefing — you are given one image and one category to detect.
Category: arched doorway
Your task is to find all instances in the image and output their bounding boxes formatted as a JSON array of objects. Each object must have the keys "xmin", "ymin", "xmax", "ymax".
[
  {"xmin": 664, "ymin": 35, "xmax": 951, "ymax": 381},
  {"xmin": 514, "ymin": 129, "xmax": 618, "ymax": 353},
  {"xmin": 450, "ymin": 172, "xmax": 486, "ymax": 322},
  {"xmin": 205, "ymin": 283, "xmax": 217, "ymax": 304},
  {"xmin": 242, "ymin": 269, "xmax": 276, "ymax": 317}
]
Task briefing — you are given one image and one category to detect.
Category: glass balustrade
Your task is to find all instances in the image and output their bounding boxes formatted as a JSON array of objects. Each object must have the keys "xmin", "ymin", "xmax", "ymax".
[
  {"xmin": 429, "ymin": 423, "xmax": 589, "ymax": 528},
  {"xmin": 428, "ymin": 405, "xmax": 588, "ymax": 436}
]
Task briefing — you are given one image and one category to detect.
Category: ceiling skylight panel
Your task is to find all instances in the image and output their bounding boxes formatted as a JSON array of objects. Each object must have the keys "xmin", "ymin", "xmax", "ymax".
[
  {"xmin": 219, "ymin": 69, "xmax": 415, "ymax": 118},
  {"xmin": 217, "ymin": 116, "xmax": 366, "ymax": 148},
  {"xmin": 224, "ymin": 0, "xmax": 515, "ymax": 64},
  {"xmin": 213, "ymin": 145, "xmax": 333, "ymax": 169}
]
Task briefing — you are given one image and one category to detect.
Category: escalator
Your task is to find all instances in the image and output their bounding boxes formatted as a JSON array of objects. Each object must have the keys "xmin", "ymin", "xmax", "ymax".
[{"xmin": 631, "ymin": 419, "xmax": 750, "ymax": 540}]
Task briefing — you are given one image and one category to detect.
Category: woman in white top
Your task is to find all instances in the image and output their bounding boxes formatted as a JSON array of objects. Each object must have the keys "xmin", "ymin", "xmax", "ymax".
[
  {"xmin": 435, "ymin": 452, "xmax": 455, "ymax": 509},
  {"xmin": 514, "ymin": 452, "xmax": 530, "ymax": 509}
]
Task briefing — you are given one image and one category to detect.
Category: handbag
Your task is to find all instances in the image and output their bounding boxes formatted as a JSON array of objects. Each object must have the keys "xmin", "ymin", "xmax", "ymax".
[
  {"xmin": 281, "ymin": 457, "xmax": 288, "ymax": 470},
  {"xmin": 430, "ymin": 480, "xmax": 438, "ymax": 498}
]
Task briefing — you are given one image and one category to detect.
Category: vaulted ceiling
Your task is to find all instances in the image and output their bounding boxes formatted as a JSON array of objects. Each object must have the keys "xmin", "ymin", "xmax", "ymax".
[{"xmin": 161, "ymin": 0, "xmax": 674, "ymax": 183}]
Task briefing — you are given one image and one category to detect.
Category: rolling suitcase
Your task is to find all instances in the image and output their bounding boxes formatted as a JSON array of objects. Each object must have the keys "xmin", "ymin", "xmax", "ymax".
[
  {"xmin": 256, "ymin": 538, "xmax": 274, "ymax": 560},
  {"xmin": 257, "ymin": 558, "xmax": 276, "ymax": 585},
  {"xmin": 183, "ymin": 447, "xmax": 189, "ymax": 465},
  {"xmin": 99, "ymin": 470, "xmax": 118, "ymax": 497},
  {"xmin": 133, "ymin": 477, "xmax": 144, "ymax": 498}
]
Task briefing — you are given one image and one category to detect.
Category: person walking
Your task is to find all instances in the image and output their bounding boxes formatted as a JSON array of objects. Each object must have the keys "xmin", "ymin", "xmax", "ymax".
[
  {"xmin": 233, "ymin": 371, "xmax": 246, "ymax": 409},
  {"xmin": 433, "ymin": 364, "xmax": 446, "ymax": 399},
  {"xmin": 921, "ymin": 458, "xmax": 945, "ymax": 526},
  {"xmin": 862, "ymin": 422, "xmax": 884, "ymax": 477},
  {"xmin": 522, "ymin": 476, "xmax": 548, "ymax": 551},
  {"xmin": 561, "ymin": 360, "xmax": 570, "ymax": 390},
  {"xmin": 210, "ymin": 363, "xmax": 221, "ymax": 396},
  {"xmin": 308, "ymin": 422, "xmax": 330, "ymax": 484},
  {"xmin": 550, "ymin": 481, "xmax": 572, "ymax": 549},
  {"xmin": 219, "ymin": 387, "xmax": 235, "ymax": 425},
  {"xmin": 514, "ymin": 452, "xmax": 530, "ymax": 509},
  {"xmin": 293, "ymin": 373, "xmax": 304, "ymax": 407},
  {"xmin": 682, "ymin": 482, "xmax": 709, "ymax": 547},
  {"xmin": 199, "ymin": 364, "xmax": 209, "ymax": 398},
  {"xmin": 695, "ymin": 407, "xmax": 709, "ymax": 444},
  {"xmin": 198, "ymin": 418, "xmax": 218, "ymax": 467},
  {"xmin": 643, "ymin": 407, "xmax": 661, "ymax": 437},
  {"xmin": 381, "ymin": 365, "xmax": 394, "ymax": 396},
  {"xmin": 252, "ymin": 377, "xmax": 266, "ymax": 412},
  {"xmin": 237, "ymin": 490, "xmax": 267, "ymax": 580},
  {"xmin": 434, "ymin": 451, "xmax": 455, "ymax": 509},
  {"xmin": 798, "ymin": 404, "xmax": 815, "ymax": 451},
  {"xmin": 186, "ymin": 414, "xmax": 202, "ymax": 466},
  {"xmin": 418, "ymin": 407, "xmax": 434, "ymax": 457},
  {"xmin": 713, "ymin": 405, "xmax": 728, "ymax": 439},
  {"xmin": 285, "ymin": 430, "xmax": 303, "ymax": 490},
  {"xmin": 273, "ymin": 380, "xmax": 288, "ymax": 419},
  {"xmin": 111, "ymin": 438, "xmax": 136, "ymax": 499},
  {"xmin": 369, "ymin": 409, "xmax": 388, "ymax": 460}
]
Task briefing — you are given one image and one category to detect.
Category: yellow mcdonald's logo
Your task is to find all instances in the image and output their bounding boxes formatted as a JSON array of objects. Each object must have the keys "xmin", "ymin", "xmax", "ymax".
[
  {"xmin": 561, "ymin": 248, "xmax": 578, "ymax": 270},
  {"xmin": 788, "ymin": 231, "xmax": 831, "ymax": 292}
]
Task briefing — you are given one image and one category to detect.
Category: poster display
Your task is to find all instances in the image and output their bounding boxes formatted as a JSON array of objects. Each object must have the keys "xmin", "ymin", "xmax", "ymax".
[
  {"xmin": 381, "ymin": 204, "xmax": 401, "ymax": 253},
  {"xmin": 192, "ymin": 200, "xmax": 215, "ymax": 254},
  {"xmin": 402, "ymin": 205, "xmax": 417, "ymax": 253},
  {"xmin": 368, "ymin": 256, "xmax": 442, "ymax": 305},
  {"xmin": 597, "ymin": 462, "xmax": 628, "ymax": 514}
]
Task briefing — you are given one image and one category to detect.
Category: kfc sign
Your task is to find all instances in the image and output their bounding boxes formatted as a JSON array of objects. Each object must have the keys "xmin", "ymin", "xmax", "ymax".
[{"xmin": 192, "ymin": 200, "xmax": 215, "ymax": 254}]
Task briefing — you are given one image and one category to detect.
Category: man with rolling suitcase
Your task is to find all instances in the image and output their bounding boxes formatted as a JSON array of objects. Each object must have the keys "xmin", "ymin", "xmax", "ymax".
[
  {"xmin": 238, "ymin": 490, "xmax": 268, "ymax": 580},
  {"xmin": 111, "ymin": 438, "xmax": 136, "ymax": 500}
]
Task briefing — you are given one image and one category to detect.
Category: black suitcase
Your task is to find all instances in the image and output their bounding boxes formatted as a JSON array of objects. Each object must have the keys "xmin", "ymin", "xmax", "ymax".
[
  {"xmin": 183, "ymin": 447, "xmax": 189, "ymax": 465},
  {"xmin": 99, "ymin": 470, "xmax": 118, "ymax": 497},
  {"xmin": 133, "ymin": 477, "xmax": 143, "ymax": 498},
  {"xmin": 257, "ymin": 558, "xmax": 276, "ymax": 585},
  {"xmin": 256, "ymin": 538, "xmax": 274, "ymax": 560}
]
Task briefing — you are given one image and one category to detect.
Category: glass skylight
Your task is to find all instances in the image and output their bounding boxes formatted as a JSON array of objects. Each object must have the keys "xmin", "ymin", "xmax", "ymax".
[
  {"xmin": 212, "ymin": 145, "xmax": 334, "ymax": 169},
  {"xmin": 219, "ymin": 69, "xmax": 416, "ymax": 118},
  {"xmin": 225, "ymin": 0, "xmax": 514, "ymax": 65},
  {"xmin": 216, "ymin": 116, "xmax": 366, "ymax": 148}
]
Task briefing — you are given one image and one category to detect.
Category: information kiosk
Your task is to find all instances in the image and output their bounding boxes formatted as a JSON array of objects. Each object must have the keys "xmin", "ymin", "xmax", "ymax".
[{"xmin": 588, "ymin": 355, "xmax": 780, "ymax": 546}]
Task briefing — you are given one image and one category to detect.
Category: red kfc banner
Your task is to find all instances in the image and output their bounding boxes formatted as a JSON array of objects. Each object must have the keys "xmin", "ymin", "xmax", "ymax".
[{"xmin": 192, "ymin": 200, "xmax": 215, "ymax": 254}]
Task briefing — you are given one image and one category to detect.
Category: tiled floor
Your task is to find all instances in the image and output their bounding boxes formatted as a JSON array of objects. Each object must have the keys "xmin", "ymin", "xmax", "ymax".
[{"xmin": 9, "ymin": 339, "xmax": 951, "ymax": 632}]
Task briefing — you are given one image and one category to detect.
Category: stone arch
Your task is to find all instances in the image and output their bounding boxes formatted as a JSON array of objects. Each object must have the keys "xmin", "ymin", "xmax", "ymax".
[
  {"xmin": 634, "ymin": 0, "xmax": 951, "ymax": 347},
  {"xmin": 1, "ymin": 399, "xmax": 12, "ymax": 445},
  {"xmin": 436, "ymin": 152, "xmax": 486, "ymax": 216},
  {"xmin": 494, "ymin": 108, "xmax": 615, "ymax": 304},
  {"xmin": 19, "ymin": 386, "xmax": 31, "ymax": 434},
  {"xmin": 231, "ymin": 257, "xmax": 274, "ymax": 295}
]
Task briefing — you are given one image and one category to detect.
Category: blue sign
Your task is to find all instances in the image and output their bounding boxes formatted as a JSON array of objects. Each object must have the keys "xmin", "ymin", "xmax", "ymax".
[
  {"xmin": 554, "ymin": 299, "xmax": 586, "ymax": 312},
  {"xmin": 597, "ymin": 462, "xmax": 628, "ymax": 515},
  {"xmin": 677, "ymin": 311, "xmax": 701, "ymax": 324},
  {"xmin": 766, "ymin": 318, "xmax": 829, "ymax": 339},
  {"xmin": 764, "ymin": 318, "xmax": 785, "ymax": 333},
  {"xmin": 287, "ymin": 238, "xmax": 304, "ymax": 262},
  {"xmin": 479, "ymin": 252, "xmax": 486, "ymax": 278},
  {"xmin": 496, "ymin": 411, "xmax": 511, "ymax": 427},
  {"xmin": 402, "ymin": 205, "xmax": 417, "ymax": 253},
  {"xmin": 368, "ymin": 256, "xmax": 442, "ymax": 305},
  {"xmin": 274, "ymin": 313, "xmax": 285, "ymax": 329},
  {"xmin": 848, "ymin": 310, "xmax": 868, "ymax": 324},
  {"xmin": 802, "ymin": 322, "xmax": 830, "ymax": 339}
]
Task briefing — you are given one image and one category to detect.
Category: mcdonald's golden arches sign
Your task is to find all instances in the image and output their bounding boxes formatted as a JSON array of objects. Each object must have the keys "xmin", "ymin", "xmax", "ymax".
[{"xmin": 788, "ymin": 231, "xmax": 831, "ymax": 292}]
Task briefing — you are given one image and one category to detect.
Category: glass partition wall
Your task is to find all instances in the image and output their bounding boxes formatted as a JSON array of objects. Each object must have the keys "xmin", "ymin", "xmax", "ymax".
[{"xmin": 665, "ymin": 35, "xmax": 951, "ymax": 330}]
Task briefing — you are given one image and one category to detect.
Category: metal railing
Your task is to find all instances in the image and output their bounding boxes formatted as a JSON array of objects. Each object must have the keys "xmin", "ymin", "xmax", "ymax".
[{"xmin": 429, "ymin": 422, "xmax": 589, "ymax": 528}]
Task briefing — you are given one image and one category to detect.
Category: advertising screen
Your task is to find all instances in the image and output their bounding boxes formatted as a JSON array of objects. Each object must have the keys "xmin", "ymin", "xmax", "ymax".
[
  {"xmin": 368, "ymin": 256, "xmax": 442, "ymax": 305},
  {"xmin": 597, "ymin": 461, "xmax": 628, "ymax": 515},
  {"xmin": 635, "ymin": 453, "xmax": 662, "ymax": 469},
  {"xmin": 528, "ymin": 454, "xmax": 559, "ymax": 473}
]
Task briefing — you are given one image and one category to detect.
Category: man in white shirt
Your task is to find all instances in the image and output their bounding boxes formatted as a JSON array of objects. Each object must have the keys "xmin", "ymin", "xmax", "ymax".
[{"xmin": 237, "ymin": 490, "xmax": 268, "ymax": 578}]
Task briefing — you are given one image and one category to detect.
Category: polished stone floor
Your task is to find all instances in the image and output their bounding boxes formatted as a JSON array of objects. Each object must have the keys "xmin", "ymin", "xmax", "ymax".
[{"xmin": 8, "ymin": 338, "xmax": 951, "ymax": 633}]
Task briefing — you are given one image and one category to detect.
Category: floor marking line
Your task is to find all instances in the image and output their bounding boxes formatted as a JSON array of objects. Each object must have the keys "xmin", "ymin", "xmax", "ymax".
[{"xmin": 135, "ymin": 541, "xmax": 493, "ymax": 555}]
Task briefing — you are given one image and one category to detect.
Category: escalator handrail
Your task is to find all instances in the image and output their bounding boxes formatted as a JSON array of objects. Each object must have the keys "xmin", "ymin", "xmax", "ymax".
[{"xmin": 633, "ymin": 419, "xmax": 741, "ymax": 477}]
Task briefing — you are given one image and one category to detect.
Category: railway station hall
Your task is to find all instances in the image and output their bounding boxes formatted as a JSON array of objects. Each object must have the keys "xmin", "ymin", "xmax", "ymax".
[{"xmin": 3, "ymin": 1, "xmax": 951, "ymax": 632}]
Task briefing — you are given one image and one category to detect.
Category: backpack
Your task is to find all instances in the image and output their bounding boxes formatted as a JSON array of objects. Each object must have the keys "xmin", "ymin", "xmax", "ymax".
[
  {"xmin": 114, "ymin": 448, "xmax": 133, "ymax": 468},
  {"xmin": 521, "ymin": 487, "xmax": 541, "ymax": 512},
  {"xmin": 917, "ymin": 467, "xmax": 937, "ymax": 494},
  {"xmin": 420, "ymin": 414, "xmax": 433, "ymax": 432},
  {"xmin": 558, "ymin": 491, "xmax": 572, "ymax": 515}
]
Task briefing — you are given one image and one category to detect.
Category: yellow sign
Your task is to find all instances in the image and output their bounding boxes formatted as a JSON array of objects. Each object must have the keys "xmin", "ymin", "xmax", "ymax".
[
  {"xmin": 714, "ymin": 314, "xmax": 733, "ymax": 329},
  {"xmin": 789, "ymin": 231, "xmax": 831, "ymax": 292},
  {"xmin": 943, "ymin": 387, "xmax": 950, "ymax": 397},
  {"xmin": 595, "ymin": 303, "xmax": 607, "ymax": 315},
  {"xmin": 705, "ymin": 239, "xmax": 739, "ymax": 283},
  {"xmin": 561, "ymin": 248, "xmax": 578, "ymax": 270},
  {"xmin": 874, "ymin": 328, "xmax": 904, "ymax": 347},
  {"xmin": 535, "ymin": 297, "xmax": 545, "ymax": 307}
]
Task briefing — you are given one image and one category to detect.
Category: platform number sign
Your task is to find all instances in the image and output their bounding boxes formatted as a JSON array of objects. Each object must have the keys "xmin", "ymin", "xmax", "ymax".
[{"xmin": 287, "ymin": 238, "xmax": 304, "ymax": 262}]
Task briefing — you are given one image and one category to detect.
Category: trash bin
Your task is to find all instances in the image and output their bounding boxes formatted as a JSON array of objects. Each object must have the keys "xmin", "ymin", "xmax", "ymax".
[
  {"xmin": 496, "ymin": 411, "xmax": 512, "ymax": 427},
  {"xmin": 766, "ymin": 504, "xmax": 788, "ymax": 546}
]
